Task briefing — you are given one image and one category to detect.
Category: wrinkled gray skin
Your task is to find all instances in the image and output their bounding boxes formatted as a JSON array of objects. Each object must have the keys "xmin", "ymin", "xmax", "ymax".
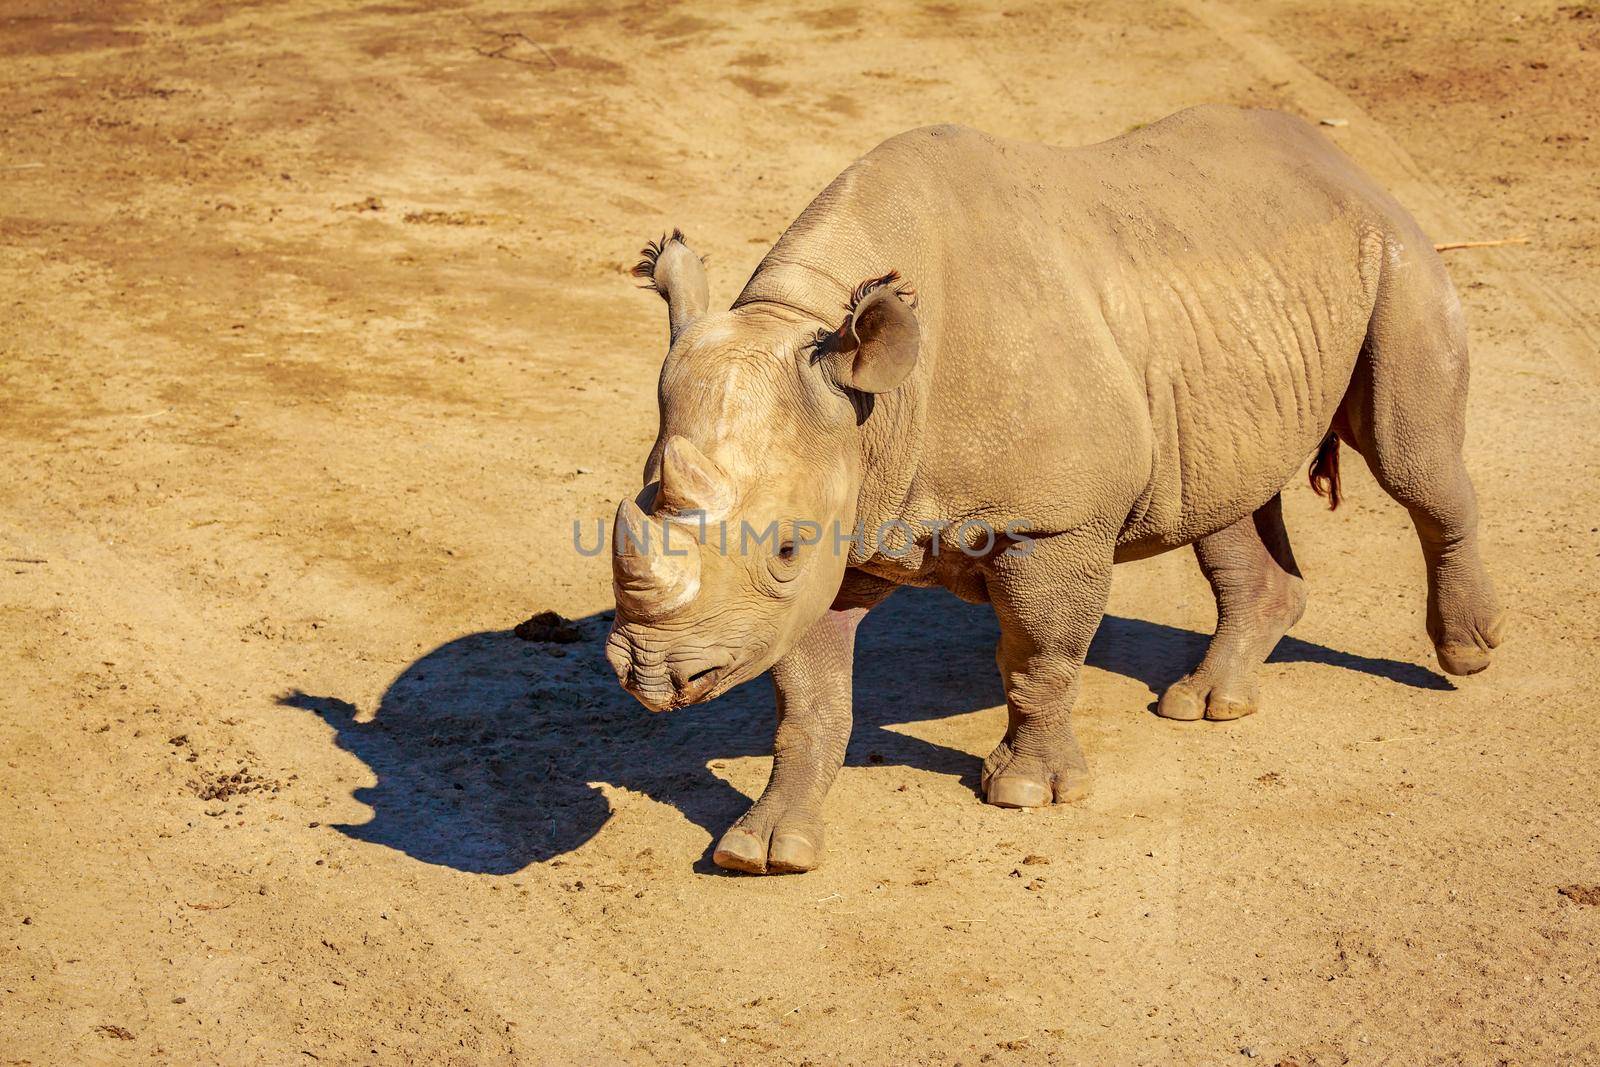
[{"xmin": 605, "ymin": 105, "xmax": 1504, "ymax": 874}]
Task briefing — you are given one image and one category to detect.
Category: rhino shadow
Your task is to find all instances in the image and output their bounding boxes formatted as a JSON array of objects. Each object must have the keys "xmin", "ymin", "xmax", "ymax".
[{"xmin": 278, "ymin": 587, "xmax": 1447, "ymax": 875}]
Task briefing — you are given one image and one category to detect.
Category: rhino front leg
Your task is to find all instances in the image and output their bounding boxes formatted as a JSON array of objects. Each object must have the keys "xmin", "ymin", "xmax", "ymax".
[
  {"xmin": 712, "ymin": 605, "xmax": 867, "ymax": 875},
  {"xmin": 981, "ymin": 532, "xmax": 1115, "ymax": 808}
]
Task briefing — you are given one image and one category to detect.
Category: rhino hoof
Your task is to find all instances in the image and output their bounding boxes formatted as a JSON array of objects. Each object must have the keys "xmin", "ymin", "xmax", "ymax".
[
  {"xmin": 1435, "ymin": 641, "xmax": 1491, "ymax": 676},
  {"xmin": 1157, "ymin": 675, "xmax": 1260, "ymax": 722},
  {"xmin": 1433, "ymin": 603, "xmax": 1505, "ymax": 677},
  {"xmin": 712, "ymin": 824, "xmax": 821, "ymax": 875}
]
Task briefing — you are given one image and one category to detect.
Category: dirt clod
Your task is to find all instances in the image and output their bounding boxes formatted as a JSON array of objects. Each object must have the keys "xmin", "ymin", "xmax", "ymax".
[{"xmin": 190, "ymin": 766, "xmax": 279, "ymax": 801}]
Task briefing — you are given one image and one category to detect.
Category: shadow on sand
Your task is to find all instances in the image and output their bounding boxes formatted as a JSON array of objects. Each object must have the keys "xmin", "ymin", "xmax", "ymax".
[{"xmin": 279, "ymin": 587, "xmax": 1447, "ymax": 875}]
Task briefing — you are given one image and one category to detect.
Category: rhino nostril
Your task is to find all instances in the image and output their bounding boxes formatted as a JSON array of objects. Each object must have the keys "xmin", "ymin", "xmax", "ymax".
[{"xmin": 684, "ymin": 665, "xmax": 719, "ymax": 686}]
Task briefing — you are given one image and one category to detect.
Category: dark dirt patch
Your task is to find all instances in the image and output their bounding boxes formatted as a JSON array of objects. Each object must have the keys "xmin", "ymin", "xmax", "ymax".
[
  {"xmin": 1557, "ymin": 884, "xmax": 1600, "ymax": 906},
  {"xmin": 402, "ymin": 209, "xmax": 494, "ymax": 226}
]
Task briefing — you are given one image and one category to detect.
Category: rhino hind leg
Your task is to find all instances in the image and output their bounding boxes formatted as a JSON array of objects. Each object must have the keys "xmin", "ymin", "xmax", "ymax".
[
  {"xmin": 980, "ymin": 533, "xmax": 1114, "ymax": 808},
  {"xmin": 1157, "ymin": 494, "xmax": 1307, "ymax": 722},
  {"xmin": 1337, "ymin": 245, "xmax": 1505, "ymax": 676}
]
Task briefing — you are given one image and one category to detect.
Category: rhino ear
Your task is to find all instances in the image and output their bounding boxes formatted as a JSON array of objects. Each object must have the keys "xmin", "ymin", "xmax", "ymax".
[
  {"xmin": 828, "ymin": 277, "xmax": 920, "ymax": 394},
  {"xmin": 632, "ymin": 229, "xmax": 708, "ymax": 343}
]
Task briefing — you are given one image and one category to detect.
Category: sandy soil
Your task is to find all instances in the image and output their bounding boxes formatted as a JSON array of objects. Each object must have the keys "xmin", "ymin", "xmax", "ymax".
[{"xmin": 2, "ymin": 1, "xmax": 1597, "ymax": 1062}]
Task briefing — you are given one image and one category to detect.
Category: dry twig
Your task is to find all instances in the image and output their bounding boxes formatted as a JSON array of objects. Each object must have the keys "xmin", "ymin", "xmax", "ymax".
[{"xmin": 1434, "ymin": 237, "xmax": 1530, "ymax": 251}]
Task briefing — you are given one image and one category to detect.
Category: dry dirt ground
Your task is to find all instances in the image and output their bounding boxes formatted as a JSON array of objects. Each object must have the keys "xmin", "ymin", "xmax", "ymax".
[{"xmin": 2, "ymin": 1, "xmax": 1598, "ymax": 1063}]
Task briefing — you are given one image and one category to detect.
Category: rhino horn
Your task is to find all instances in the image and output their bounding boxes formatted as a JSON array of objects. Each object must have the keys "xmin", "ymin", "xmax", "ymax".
[
  {"xmin": 612, "ymin": 498, "xmax": 700, "ymax": 618},
  {"xmin": 656, "ymin": 435, "xmax": 732, "ymax": 518}
]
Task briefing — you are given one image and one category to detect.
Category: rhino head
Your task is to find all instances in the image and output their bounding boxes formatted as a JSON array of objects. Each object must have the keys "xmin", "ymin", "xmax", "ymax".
[{"xmin": 604, "ymin": 231, "xmax": 919, "ymax": 711}]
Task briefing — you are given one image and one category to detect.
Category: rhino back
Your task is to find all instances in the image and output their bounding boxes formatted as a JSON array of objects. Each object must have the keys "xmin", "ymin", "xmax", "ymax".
[{"xmin": 739, "ymin": 107, "xmax": 1409, "ymax": 552}]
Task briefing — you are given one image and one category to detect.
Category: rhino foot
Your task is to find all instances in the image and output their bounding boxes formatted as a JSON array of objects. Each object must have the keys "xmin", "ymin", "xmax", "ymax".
[
  {"xmin": 1157, "ymin": 673, "xmax": 1261, "ymax": 722},
  {"xmin": 1430, "ymin": 586, "xmax": 1506, "ymax": 677},
  {"xmin": 712, "ymin": 808, "xmax": 823, "ymax": 875},
  {"xmin": 980, "ymin": 738, "xmax": 1091, "ymax": 808}
]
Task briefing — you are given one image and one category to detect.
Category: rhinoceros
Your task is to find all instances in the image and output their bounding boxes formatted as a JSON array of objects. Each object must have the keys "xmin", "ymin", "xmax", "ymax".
[{"xmin": 603, "ymin": 105, "xmax": 1504, "ymax": 874}]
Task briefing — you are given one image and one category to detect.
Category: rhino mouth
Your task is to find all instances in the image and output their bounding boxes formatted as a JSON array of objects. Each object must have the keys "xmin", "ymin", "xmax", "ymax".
[
  {"xmin": 628, "ymin": 659, "xmax": 733, "ymax": 712},
  {"xmin": 613, "ymin": 632, "xmax": 779, "ymax": 712},
  {"xmin": 662, "ymin": 644, "xmax": 767, "ymax": 710}
]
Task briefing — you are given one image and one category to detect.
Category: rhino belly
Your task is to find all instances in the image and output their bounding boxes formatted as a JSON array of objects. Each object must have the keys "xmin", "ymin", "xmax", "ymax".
[{"xmin": 1113, "ymin": 254, "xmax": 1375, "ymax": 557}]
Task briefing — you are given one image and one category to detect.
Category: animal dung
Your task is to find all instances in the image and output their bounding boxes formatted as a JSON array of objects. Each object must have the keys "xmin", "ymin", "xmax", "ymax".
[{"xmin": 513, "ymin": 610, "xmax": 583, "ymax": 644}]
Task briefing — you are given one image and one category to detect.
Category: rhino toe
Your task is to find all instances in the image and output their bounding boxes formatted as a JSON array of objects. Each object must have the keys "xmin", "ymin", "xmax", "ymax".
[
  {"xmin": 986, "ymin": 775, "xmax": 1051, "ymax": 808},
  {"xmin": 1155, "ymin": 679, "xmax": 1207, "ymax": 721},
  {"xmin": 712, "ymin": 827, "xmax": 770, "ymax": 874},
  {"xmin": 766, "ymin": 830, "xmax": 820, "ymax": 873}
]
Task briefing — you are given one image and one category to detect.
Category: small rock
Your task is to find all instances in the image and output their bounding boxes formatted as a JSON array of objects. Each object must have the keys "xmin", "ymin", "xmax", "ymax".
[
  {"xmin": 1240, "ymin": 1047, "xmax": 1259, "ymax": 1058},
  {"xmin": 1022, "ymin": 854, "xmax": 1050, "ymax": 865},
  {"xmin": 1319, "ymin": 118, "xmax": 1349, "ymax": 128}
]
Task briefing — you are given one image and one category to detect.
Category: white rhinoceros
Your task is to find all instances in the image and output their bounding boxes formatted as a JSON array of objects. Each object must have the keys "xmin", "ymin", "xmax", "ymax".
[{"xmin": 604, "ymin": 105, "xmax": 1503, "ymax": 874}]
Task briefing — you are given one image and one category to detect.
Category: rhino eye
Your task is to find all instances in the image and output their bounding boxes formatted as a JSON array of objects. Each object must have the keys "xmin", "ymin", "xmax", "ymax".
[{"xmin": 768, "ymin": 540, "xmax": 801, "ymax": 584}]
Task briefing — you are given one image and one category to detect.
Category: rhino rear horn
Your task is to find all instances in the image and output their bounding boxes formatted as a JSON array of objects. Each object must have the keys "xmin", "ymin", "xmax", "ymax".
[
  {"xmin": 631, "ymin": 230, "xmax": 708, "ymax": 343},
  {"xmin": 656, "ymin": 435, "xmax": 732, "ymax": 518}
]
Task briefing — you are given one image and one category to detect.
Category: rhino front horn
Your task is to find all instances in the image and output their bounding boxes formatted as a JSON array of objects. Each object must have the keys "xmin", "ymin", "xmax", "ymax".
[
  {"xmin": 612, "ymin": 498, "xmax": 700, "ymax": 618},
  {"xmin": 657, "ymin": 435, "xmax": 732, "ymax": 518}
]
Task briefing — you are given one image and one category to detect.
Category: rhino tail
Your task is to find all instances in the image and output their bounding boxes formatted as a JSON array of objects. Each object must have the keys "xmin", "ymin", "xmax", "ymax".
[{"xmin": 1309, "ymin": 431, "xmax": 1342, "ymax": 510}]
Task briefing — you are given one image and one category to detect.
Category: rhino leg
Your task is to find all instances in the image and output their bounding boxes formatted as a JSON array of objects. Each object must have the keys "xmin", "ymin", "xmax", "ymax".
[
  {"xmin": 712, "ymin": 605, "xmax": 866, "ymax": 875},
  {"xmin": 1339, "ymin": 247, "xmax": 1504, "ymax": 676},
  {"xmin": 1157, "ymin": 494, "xmax": 1306, "ymax": 722},
  {"xmin": 980, "ymin": 533, "xmax": 1114, "ymax": 808}
]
